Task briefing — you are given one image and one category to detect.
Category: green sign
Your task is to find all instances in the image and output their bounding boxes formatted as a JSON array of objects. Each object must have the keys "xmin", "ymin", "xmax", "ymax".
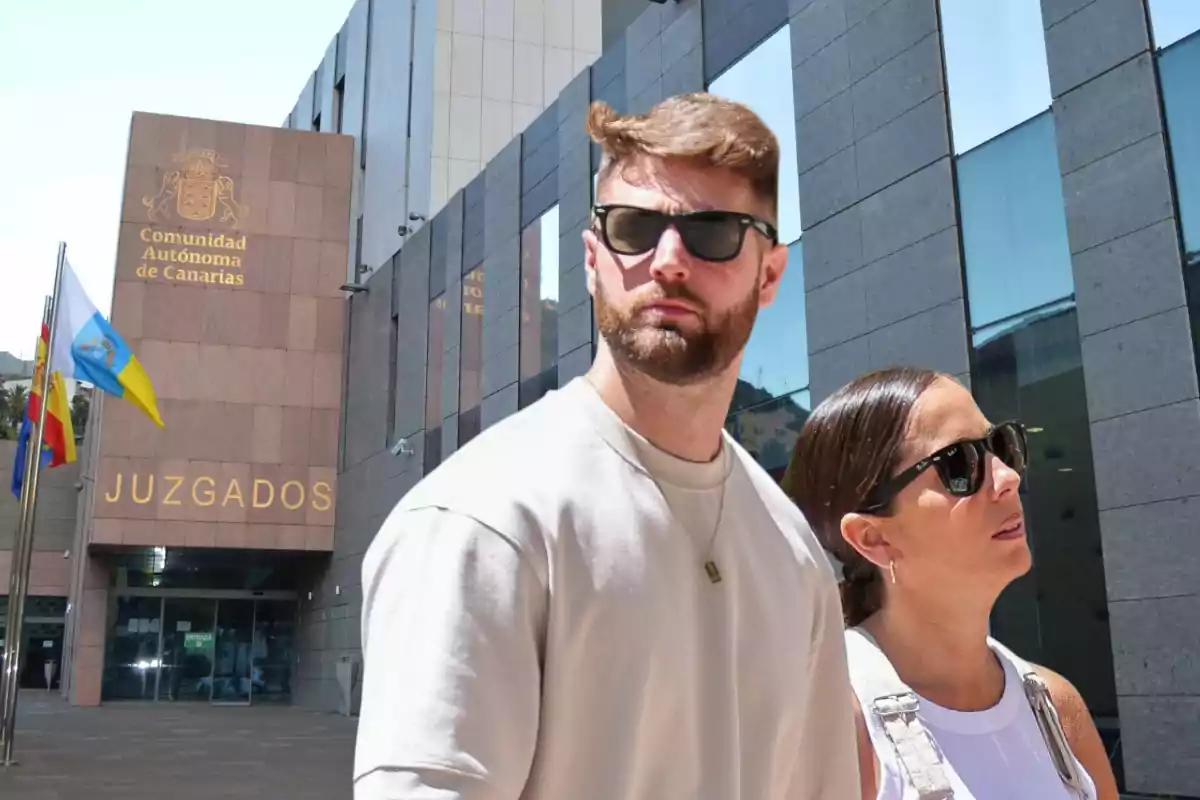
[{"xmin": 184, "ymin": 632, "xmax": 213, "ymax": 651}]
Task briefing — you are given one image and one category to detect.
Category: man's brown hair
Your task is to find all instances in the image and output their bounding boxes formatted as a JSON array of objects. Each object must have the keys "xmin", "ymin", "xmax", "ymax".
[{"xmin": 586, "ymin": 92, "xmax": 780, "ymax": 219}]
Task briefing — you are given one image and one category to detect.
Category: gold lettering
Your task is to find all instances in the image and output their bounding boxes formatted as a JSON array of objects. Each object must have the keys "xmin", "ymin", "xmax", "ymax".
[
  {"xmin": 131, "ymin": 474, "xmax": 154, "ymax": 504},
  {"xmin": 100, "ymin": 472, "xmax": 335, "ymax": 511},
  {"xmin": 103, "ymin": 472, "xmax": 123, "ymax": 503},
  {"xmin": 162, "ymin": 475, "xmax": 184, "ymax": 505},
  {"xmin": 193, "ymin": 476, "xmax": 216, "ymax": 506},
  {"xmin": 222, "ymin": 478, "xmax": 245, "ymax": 507},
  {"xmin": 280, "ymin": 480, "xmax": 305, "ymax": 511},
  {"xmin": 140, "ymin": 228, "xmax": 152, "ymax": 242},
  {"xmin": 465, "ymin": 285, "xmax": 483, "ymax": 299},
  {"xmin": 311, "ymin": 481, "xmax": 333, "ymax": 512},
  {"xmin": 253, "ymin": 478, "xmax": 274, "ymax": 508}
]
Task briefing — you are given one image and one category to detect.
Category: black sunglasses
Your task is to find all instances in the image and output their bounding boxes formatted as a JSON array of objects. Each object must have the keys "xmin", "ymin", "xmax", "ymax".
[
  {"xmin": 592, "ymin": 204, "xmax": 778, "ymax": 263},
  {"xmin": 858, "ymin": 421, "xmax": 1029, "ymax": 513}
]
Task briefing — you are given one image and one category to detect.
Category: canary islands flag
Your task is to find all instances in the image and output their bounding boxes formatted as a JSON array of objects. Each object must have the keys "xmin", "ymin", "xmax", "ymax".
[
  {"xmin": 10, "ymin": 323, "xmax": 76, "ymax": 498},
  {"xmin": 51, "ymin": 258, "xmax": 164, "ymax": 428}
]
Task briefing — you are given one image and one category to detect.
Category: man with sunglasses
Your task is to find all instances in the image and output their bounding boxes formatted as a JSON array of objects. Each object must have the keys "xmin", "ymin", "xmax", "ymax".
[{"xmin": 354, "ymin": 93, "xmax": 860, "ymax": 800}]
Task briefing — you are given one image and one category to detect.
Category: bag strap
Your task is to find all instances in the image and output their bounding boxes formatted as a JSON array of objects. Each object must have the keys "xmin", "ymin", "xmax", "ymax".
[
  {"xmin": 987, "ymin": 638, "xmax": 1089, "ymax": 799},
  {"xmin": 846, "ymin": 629, "xmax": 955, "ymax": 800}
]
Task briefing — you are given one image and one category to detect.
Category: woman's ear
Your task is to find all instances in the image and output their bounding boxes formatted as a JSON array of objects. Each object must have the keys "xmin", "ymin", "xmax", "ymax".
[{"xmin": 840, "ymin": 513, "xmax": 895, "ymax": 572}]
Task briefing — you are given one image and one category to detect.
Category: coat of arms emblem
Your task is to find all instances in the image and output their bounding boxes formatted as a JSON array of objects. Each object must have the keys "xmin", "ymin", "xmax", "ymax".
[{"xmin": 143, "ymin": 149, "xmax": 246, "ymax": 229}]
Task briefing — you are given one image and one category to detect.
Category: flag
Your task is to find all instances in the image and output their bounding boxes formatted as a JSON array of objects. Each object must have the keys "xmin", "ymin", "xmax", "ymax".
[
  {"xmin": 28, "ymin": 322, "xmax": 77, "ymax": 468},
  {"xmin": 9, "ymin": 419, "xmax": 46, "ymax": 499},
  {"xmin": 50, "ymin": 258, "xmax": 163, "ymax": 427},
  {"xmin": 10, "ymin": 323, "xmax": 76, "ymax": 499}
]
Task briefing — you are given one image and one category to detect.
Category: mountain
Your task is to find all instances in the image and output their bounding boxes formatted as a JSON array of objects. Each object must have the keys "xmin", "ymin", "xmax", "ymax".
[{"xmin": 0, "ymin": 351, "xmax": 33, "ymax": 379}]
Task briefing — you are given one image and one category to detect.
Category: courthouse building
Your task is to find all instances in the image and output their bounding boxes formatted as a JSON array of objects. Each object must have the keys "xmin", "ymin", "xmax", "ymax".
[
  {"xmin": 2, "ymin": 114, "xmax": 355, "ymax": 708},
  {"xmin": 1, "ymin": 0, "xmax": 1198, "ymax": 797}
]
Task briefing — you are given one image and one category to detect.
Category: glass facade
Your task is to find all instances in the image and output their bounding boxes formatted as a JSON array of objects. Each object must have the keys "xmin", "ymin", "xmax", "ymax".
[
  {"xmin": 708, "ymin": 25, "xmax": 802, "ymax": 244},
  {"xmin": 102, "ymin": 596, "xmax": 297, "ymax": 705},
  {"xmin": 956, "ymin": 111, "xmax": 1118, "ymax": 726},
  {"xmin": 1160, "ymin": 32, "xmax": 1200, "ymax": 260},
  {"xmin": 95, "ymin": 550, "xmax": 302, "ymax": 704},
  {"xmin": 708, "ymin": 24, "xmax": 810, "ymax": 475},
  {"xmin": 519, "ymin": 205, "xmax": 561, "ymax": 408},
  {"xmin": 940, "ymin": 0, "xmax": 1052, "ymax": 154},
  {"xmin": 1149, "ymin": 0, "xmax": 1200, "ymax": 49},
  {"xmin": 737, "ymin": 240, "xmax": 808, "ymax": 408},
  {"xmin": 1160, "ymin": 30, "xmax": 1200, "ymax": 395},
  {"xmin": 459, "ymin": 263, "xmax": 485, "ymax": 447},
  {"xmin": 957, "ymin": 114, "xmax": 1075, "ymax": 329},
  {"xmin": 425, "ymin": 292, "xmax": 447, "ymax": 473}
]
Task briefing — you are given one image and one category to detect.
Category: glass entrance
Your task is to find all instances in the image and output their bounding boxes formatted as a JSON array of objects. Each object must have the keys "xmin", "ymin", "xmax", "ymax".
[
  {"xmin": 211, "ymin": 600, "xmax": 254, "ymax": 704},
  {"xmin": 101, "ymin": 595, "xmax": 296, "ymax": 705},
  {"xmin": 102, "ymin": 596, "xmax": 163, "ymax": 700},
  {"xmin": 159, "ymin": 598, "xmax": 216, "ymax": 701}
]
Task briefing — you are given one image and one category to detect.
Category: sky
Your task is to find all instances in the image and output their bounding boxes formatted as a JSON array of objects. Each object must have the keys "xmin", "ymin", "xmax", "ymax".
[{"xmin": 0, "ymin": 0, "xmax": 356, "ymax": 360}]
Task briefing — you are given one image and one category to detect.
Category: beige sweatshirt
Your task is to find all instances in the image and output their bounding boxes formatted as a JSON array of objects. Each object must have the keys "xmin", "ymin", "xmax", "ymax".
[{"xmin": 354, "ymin": 377, "xmax": 860, "ymax": 799}]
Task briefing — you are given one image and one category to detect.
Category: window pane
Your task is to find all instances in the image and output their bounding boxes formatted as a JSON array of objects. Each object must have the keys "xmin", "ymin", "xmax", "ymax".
[
  {"xmin": 940, "ymin": 0, "xmax": 1052, "ymax": 153},
  {"xmin": 708, "ymin": 25, "xmax": 801, "ymax": 244},
  {"xmin": 458, "ymin": 404, "xmax": 481, "ymax": 448},
  {"xmin": 736, "ymin": 240, "xmax": 807, "ymax": 411},
  {"xmin": 423, "ymin": 426, "xmax": 442, "ymax": 474},
  {"xmin": 1149, "ymin": 0, "xmax": 1200, "ymax": 49},
  {"xmin": 1161, "ymin": 33, "xmax": 1200, "ymax": 257},
  {"xmin": 442, "ymin": 278, "xmax": 461, "ymax": 421},
  {"xmin": 520, "ymin": 205, "xmax": 560, "ymax": 410},
  {"xmin": 973, "ymin": 306, "xmax": 1118, "ymax": 725},
  {"xmin": 520, "ymin": 208, "xmax": 561, "ymax": 381},
  {"xmin": 459, "ymin": 263, "xmax": 485, "ymax": 411},
  {"xmin": 426, "ymin": 295, "xmax": 446, "ymax": 429},
  {"xmin": 958, "ymin": 113, "xmax": 1074, "ymax": 330},
  {"xmin": 725, "ymin": 388, "xmax": 812, "ymax": 482}
]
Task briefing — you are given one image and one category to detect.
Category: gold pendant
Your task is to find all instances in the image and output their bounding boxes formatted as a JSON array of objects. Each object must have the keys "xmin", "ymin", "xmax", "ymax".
[{"xmin": 704, "ymin": 560, "xmax": 722, "ymax": 584}]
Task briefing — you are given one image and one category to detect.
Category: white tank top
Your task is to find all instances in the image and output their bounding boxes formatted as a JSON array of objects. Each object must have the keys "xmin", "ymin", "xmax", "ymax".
[{"xmin": 847, "ymin": 629, "xmax": 1098, "ymax": 800}]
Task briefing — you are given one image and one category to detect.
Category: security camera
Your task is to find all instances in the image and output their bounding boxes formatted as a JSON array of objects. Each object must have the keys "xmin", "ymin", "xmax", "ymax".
[
  {"xmin": 409, "ymin": 212, "xmax": 426, "ymax": 222},
  {"xmin": 390, "ymin": 438, "xmax": 414, "ymax": 457},
  {"xmin": 397, "ymin": 225, "xmax": 411, "ymax": 236}
]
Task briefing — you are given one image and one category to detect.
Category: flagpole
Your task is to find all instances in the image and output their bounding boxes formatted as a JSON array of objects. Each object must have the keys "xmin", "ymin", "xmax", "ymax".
[
  {"xmin": 0, "ymin": 296, "xmax": 52, "ymax": 746},
  {"xmin": 0, "ymin": 242, "xmax": 66, "ymax": 766}
]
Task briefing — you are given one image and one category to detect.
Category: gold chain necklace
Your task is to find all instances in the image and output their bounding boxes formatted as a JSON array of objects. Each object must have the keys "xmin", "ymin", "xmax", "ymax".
[
  {"xmin": 646, "ymin": 461, "xmax": 728, "ymax": 584},
  {"xmin": 583, "ymin": 376, "xmax": 729, "ymax": 583}
]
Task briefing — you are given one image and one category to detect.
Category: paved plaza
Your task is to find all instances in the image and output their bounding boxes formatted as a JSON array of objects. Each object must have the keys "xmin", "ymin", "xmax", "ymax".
[{"xmin": 0, "ymin": 693, "xmax": 356, "ymax": 799}]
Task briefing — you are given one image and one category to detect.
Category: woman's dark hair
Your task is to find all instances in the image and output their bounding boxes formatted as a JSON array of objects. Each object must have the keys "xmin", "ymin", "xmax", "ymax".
[{"xmin": 782, "ymin": 366, "xmax": 944, "ymax": 626}]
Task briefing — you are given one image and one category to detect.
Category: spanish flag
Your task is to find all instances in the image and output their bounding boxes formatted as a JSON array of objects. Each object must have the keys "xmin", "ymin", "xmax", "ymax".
[
  {"xmin": 9, "ymin": 324, "xmax": 76, "ymax": 499},
  {"xmin": 50, "ymin": 257, "xmax": 163, "ymax": 428}
]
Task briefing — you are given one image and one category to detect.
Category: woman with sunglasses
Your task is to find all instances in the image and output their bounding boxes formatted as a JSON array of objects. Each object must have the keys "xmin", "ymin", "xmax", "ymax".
[{"xmin": 783, "ymin": 367, "xmax": 1119, "ymax": 800}]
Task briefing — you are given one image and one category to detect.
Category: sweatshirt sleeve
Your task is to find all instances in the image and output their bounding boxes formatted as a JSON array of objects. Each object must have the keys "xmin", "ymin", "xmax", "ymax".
[
  {"xmin": 794, "ymin": 567, "xmax": 862, "ymax": 799},
  {"xmin": 353, "ymin": 506, "xmax": 547, "ymax": 800}
]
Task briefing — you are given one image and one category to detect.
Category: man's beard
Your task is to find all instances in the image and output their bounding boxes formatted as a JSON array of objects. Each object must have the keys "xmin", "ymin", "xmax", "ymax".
[{"xmin": 595, "ymin": 278, "xmax": 760, "ymax": 386}]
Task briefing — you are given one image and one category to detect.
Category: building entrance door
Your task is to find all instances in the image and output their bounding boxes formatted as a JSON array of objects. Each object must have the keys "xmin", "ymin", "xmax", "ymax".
[
  {"xmin": 211, "ymin": 599, "xmax": 254, "ymax": 705},
  {"xmin": 159, "ymin": 598, "xmax": 216, "ymax": 702},
  {"xmin": 102, "ymin": 592, "xmax": 296, "ymax": 705}
]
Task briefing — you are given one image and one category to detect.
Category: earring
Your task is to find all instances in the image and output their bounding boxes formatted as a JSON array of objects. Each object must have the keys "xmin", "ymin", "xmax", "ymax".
[{"xmin": 888, "ymin": 560, "xmax": 897, "ymax": 585}]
